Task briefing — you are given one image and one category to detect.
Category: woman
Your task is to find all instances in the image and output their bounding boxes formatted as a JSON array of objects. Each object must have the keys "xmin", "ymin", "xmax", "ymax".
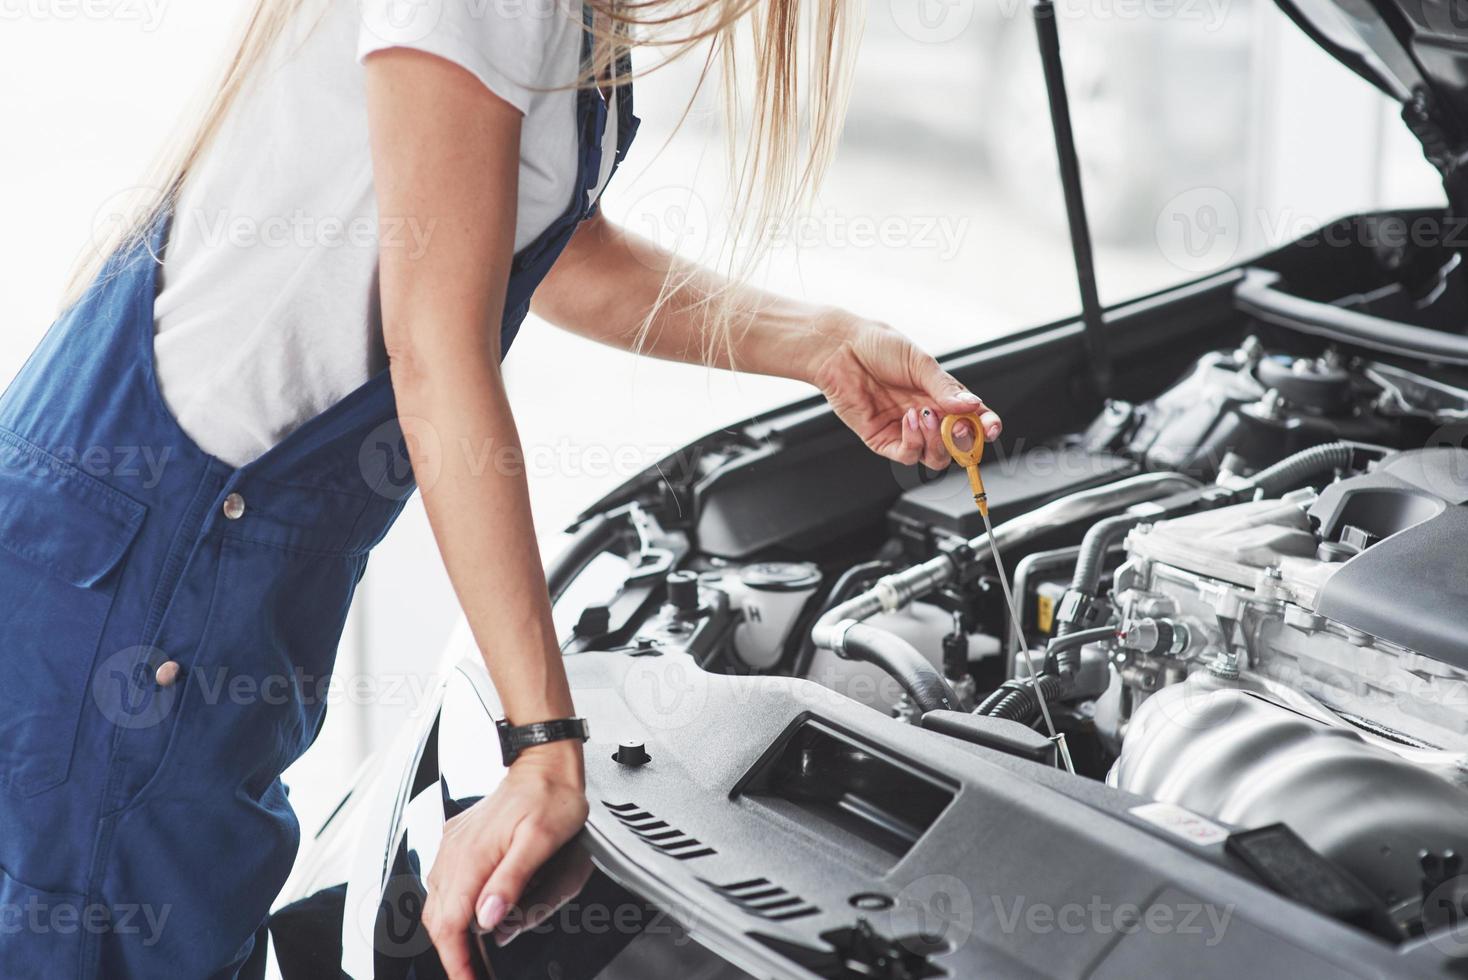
[{"xmin": 1, "ymin": 0, "xmax": 1001, "ymax": 976}]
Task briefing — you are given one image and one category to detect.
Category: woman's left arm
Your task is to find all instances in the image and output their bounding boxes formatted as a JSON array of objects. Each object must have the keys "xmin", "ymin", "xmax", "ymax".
[{"xmin": 532, "ymin": 212, "xmax": 1003, "ymax": 464}]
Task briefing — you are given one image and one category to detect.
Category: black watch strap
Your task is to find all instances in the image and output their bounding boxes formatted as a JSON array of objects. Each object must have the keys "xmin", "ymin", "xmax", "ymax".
[{"xmin": 497, "ymin": 717, "xmax": 591, "ymax": 765}]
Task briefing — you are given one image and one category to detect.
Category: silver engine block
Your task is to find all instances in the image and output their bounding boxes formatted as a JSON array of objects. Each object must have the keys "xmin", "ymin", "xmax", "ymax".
[{"xmin": 1104, "ymin": 479, "xmax": 1468, "ymax": 913}]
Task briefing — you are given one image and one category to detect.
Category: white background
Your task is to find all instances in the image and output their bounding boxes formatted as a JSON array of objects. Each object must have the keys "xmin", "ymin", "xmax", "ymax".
[{"xmin": 0, "ymin": 0, "xmax": 1442, "ymax": 850}]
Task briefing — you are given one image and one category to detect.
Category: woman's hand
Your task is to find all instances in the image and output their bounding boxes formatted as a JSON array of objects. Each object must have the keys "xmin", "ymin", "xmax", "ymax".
[
  {"xmin": 421, "ymin": 742, "xmax": 589, "ymax": 979},
  {"xmin": 810, "ymin": 316, "xmax": 1002, "ymax": 470},
  {"xmin": 368, "ymin": 49, "xmax": 590, "ymax": 980}
]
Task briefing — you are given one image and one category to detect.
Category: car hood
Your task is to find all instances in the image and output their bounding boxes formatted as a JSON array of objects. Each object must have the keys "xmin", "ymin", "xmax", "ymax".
[{"xmin": 1278, "ymin": 0, "xmax": 1468, "ymax": 166}]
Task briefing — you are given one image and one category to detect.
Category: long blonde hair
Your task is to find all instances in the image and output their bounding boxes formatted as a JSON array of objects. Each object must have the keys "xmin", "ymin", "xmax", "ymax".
[{"xmin": 65, "ymin": 0, "xmax": 863, "ymax": 364}]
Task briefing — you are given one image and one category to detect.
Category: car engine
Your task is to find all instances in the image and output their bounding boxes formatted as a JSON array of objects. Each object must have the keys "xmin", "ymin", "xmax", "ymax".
[
  {"xmin": 558, "ymin": 336, "xmax": 1468, "ymax": 945},
  {"xmin": 1107, "ymin": 446, "xmax": 1468, "ymax": 917}
]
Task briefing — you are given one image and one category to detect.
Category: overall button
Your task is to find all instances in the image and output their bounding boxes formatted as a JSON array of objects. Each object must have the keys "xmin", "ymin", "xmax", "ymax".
[
  {"xmin": 222, "ymin": 492, "xmax": 246, "ymax": 520},
  {"xmin": 154, "ymin": 660, "xmax": 181, "ymax": 688}
]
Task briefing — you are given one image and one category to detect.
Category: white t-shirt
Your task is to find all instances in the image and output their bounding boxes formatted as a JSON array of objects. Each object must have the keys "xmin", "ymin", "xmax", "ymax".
[{"xmin": 153, "ymin": 0, "xmax": 618, "ymax": 467}]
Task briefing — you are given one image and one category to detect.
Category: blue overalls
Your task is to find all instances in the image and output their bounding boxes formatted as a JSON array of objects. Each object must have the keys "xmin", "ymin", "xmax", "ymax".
[{"xmin": 0, "ymin": 24, "xmax": 637, "ymax": 978}]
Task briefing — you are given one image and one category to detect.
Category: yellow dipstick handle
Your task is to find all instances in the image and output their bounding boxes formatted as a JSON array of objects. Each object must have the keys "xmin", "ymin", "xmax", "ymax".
[{"xmin": 941, "ymin": 412, "xmax": 988, "ymax": 516}]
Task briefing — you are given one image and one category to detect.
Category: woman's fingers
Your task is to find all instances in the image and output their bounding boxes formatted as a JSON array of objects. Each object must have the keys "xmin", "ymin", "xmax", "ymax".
[
  {"xmin": 914, "ymin": 357, "xmax": 1003, "ymax": 442},
  {"xmin": 476, "ymin": 822, "xmax": 559, "ymax": 936},
  {"xmin": 893, "ymin": 408, "xmax": 924, "ymax": 466},
  {"xmin": 916, "ymin": 408, "xmax": 952, "ymax": 470},
  {"xmin": 948, "ymin": 419, "xmax": 975, "ymax": 453},
  {"xmin": 979, "ymin": 409, "xmax": 1002, "ymax": 442},
  {"xmin": 492, "ymin": 844, "xmax": 595, "ymax": 947},
  {"xmin": 424, "ymin": 812, "xmax": 505, "ymax": 980},
  {"xmin": 425, "ymin": 867, "xmax": 485, "ymax": 980}
]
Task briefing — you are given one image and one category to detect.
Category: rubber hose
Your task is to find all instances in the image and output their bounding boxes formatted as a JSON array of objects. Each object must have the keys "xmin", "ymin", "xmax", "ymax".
[
  {"xmin": 790, "ymin": 561, "xmax": 892, "ymax": 678},
  {"xmin": 1043, "ymin": 625, "xmax": 1118, "ymax": 688},
  {"xmin": 976, "ymin": 673, "xmax": 1064, "ymax": 722},
  {"xmin": 978, "ymin": 625, "xmax": 1115, "ymax": 723},
  {"xmin": 1241, "ymin": 440, "xmax": 1354, "ymax": 499},
  {"xmin": 841, "ymin": 623, "xmax": 958, "ymax": 713},
  {"xmin": 1058, "ymin": 513, "xmax": 1141, "ymax": 637}
]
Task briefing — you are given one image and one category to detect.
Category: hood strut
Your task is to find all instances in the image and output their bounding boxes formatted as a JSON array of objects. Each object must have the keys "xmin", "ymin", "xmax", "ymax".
[{"xmin": 1032, "ymin": 0, "xmax": 1112, "ymax": 399}]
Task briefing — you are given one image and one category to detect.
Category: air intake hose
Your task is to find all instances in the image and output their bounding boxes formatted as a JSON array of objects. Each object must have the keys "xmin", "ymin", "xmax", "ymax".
[
  {"xmin": 840, "ymin": 623, "xmax": 958, "ymax": 713},
  {"xmin": 1240, "ymin": 440, "xmax": 1354, "ymax": 498}
]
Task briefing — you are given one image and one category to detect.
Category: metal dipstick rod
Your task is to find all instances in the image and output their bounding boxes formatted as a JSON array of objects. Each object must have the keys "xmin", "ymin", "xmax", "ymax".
[{"xmin": 941, "ymin": 414, "xmax": 1075, "ymax": 773}]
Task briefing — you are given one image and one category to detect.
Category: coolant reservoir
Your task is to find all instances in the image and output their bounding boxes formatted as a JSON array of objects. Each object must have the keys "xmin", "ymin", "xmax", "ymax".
[{"xmin": 718, "ymin": 562, "xmax": 822, "ymax": 670}]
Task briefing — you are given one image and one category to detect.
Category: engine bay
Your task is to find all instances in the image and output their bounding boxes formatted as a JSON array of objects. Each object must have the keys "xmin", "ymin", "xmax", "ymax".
[{"xmin": 558, "ymin": 334, "xmax": 1468, "ymax": 950}]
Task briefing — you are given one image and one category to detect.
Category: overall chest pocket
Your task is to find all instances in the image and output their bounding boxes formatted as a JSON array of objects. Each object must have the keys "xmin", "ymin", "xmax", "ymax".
[{"xmin": 0, "ymin": 431, "xmax": 144, "ymax": 797}]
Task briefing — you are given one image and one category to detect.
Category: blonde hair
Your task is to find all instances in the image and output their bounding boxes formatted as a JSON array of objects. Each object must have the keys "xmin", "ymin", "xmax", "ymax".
[{"xmin": 65, "ymin": 0, "xmax": 863, "ymax": 364}]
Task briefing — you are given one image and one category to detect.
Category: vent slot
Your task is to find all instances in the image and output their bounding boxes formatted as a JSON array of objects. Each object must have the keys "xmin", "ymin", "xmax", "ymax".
[
  {"xmin": 601, "ymin": 801, "xmax": 717, "ymax": 861},
  {"xmin": 701, "ymin": 876, "xmax": 822, "ymax": 922}
]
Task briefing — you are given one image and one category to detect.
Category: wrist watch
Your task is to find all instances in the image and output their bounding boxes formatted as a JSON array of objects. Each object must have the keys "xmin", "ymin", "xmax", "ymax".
[{"xmin": 496, "ymin": 717, "xmax": 591, "ymax": 765}]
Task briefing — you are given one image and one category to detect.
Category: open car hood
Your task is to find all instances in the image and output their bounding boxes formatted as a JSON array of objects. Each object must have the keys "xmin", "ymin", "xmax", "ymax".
[{"xmin": 1279, "ymin": 0, "xmax": 1468, "ymax": 196}]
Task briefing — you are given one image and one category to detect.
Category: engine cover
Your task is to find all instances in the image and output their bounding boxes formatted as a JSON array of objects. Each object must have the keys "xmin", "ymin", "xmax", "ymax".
[
  {"xmin": 1307, "ymin": 448, "xmax": 1468, "ymax": 669},
  {"xmin": 1112, "ymin": 682, "xmax": 1468, "ymax": 910}
]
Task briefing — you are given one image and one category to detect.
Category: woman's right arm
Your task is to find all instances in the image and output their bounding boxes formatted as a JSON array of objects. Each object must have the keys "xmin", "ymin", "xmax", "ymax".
[{"xmin": 364, "ymin": 49, "xmax": 587, "ymax": 980}]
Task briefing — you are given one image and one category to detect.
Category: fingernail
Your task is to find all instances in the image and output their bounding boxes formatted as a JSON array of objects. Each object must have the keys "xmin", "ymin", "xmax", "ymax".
[
  {"xmin": 477, "ymin": 894, "xmax": 507, "ymax": 931},
  {"xmin": 904, "ymin": 408, "xmax": 917, "ymax": 431},
  {"xmin": 921, "ymin": 409, "xmax": 937, "ymax": 431},
  {"xmin": 986, "ymin": 423, "xmax": 1001, "ymax": 441},
  {"xmin": 954, "ymin": 391, "xmax": 982, "ymax": 405}
]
